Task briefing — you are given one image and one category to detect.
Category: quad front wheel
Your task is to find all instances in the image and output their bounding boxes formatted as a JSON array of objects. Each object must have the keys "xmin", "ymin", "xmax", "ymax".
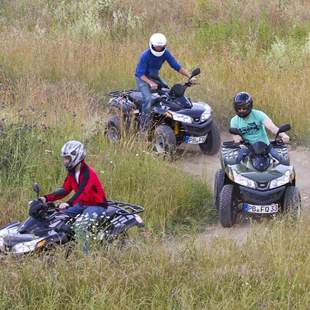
[
  {"xmin": 282, "ymin": 186, "xmax": 302, "ymax": 220},
  {"xmin": 214, "ymin": 169, "xmax": 225, "ymax": 210},
  {"xmin": 219, "ymin": 184, "xmax": 237, "ymax": 227},
  {"xmin": 153, "ymin": 125, "xmax": 177, "ymax": 156},
  {"xmin": 199, "ymin": 121, "xmax": 221, "ymax": 155}
]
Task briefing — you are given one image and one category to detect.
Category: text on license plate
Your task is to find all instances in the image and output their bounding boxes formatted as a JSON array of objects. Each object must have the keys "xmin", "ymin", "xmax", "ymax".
[
  {"xmin": 185, "ymin": 135, "xmax": 207, "ymax": 144},
  {"xmin": 243, "ymin": 203, "xmax": 279, "ymax": 214}
]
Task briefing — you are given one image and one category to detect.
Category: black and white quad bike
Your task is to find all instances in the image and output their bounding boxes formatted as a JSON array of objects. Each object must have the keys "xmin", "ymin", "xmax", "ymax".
[
  {"xmin": 214, "ymin": 124, "xmax": 301, "ymax": 227},
  {"xmin": 105, "ymin": 68, "xmax": 221, "ymax": 156},
  {"xmin": 0, "ymin": 184, "xmax": 144, "ymax": 256}
]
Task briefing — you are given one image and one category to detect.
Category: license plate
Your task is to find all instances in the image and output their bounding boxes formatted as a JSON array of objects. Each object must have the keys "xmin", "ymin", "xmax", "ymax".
[
  {"xmin": 185, "ymin": 135, "xmax": 207, "ymax": 144},
  {"xmin": 243, "ymin": 203, "xmax": 279, "ymax": 214}
]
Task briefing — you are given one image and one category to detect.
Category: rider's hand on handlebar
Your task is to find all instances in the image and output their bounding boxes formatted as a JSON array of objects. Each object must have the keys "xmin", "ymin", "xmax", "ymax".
[
  {"xmin": 39, "ymin": 196, "xmax": 46, "ymax": 203},
  {"xmin": 149, "ymin": 82, "xmax": 158, "ymax": 90},
  {"xmin": 278, "ymin": 132, "xmax": 290, "ymax": 143},
  {"xmin": 189, "ymin": 77, "xmax": 197, "ymax": 83},
  {"xmin": 232, "ymin": 135, "xmax": 243, "ymax": 144},
  {"xmin": 59, "ymin": 202, "xmax": 70, "ymax": 210}
]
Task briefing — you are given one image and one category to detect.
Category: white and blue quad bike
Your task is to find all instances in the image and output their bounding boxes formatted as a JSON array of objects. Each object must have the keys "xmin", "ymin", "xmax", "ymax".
[
  {"xmin": 105, "ymin": 68, "xmax": 221, "ymax": 157},
  {"xmin": 0, "ymin": 184, "xmax": 144, "ymax": 256}
]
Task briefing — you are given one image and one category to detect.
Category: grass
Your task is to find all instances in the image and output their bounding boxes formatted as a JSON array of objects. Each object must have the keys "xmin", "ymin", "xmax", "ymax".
[
  {"xmin": 0, "ymin": 120, "xmax": 213, "ymax": 231},
  {"xmin": 1, "ymin": 219, "xmax": 310, "ymax": 309},
  {"xmin": 1, "ymin": 0, "xmax": 310, "ymax": 140},
  {"xmin": 0, "ymin": 0, "xmax": 310, "ymax": 308}
]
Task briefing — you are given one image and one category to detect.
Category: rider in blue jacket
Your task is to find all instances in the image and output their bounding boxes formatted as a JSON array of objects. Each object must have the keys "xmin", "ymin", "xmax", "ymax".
[{"xmin": 135, "ymin": 33, "xmax": 193, "ymax": 132}]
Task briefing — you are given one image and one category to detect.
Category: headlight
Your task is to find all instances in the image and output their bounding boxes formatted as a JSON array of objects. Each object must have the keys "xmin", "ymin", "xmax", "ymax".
[
  {"xmin": 230, "ymin": 170, "xmax": 256, "ymax": 189},
  {"xmin": 200, "ymin": 107, "xmax": 212, "ymax": 122},
  {"xmin": 12, "ymin": 238, "xmax": 45, "ymax": 254},
  {"xmin": 170, "ymin": 112, "xmax": 192, "ymax": 124},
  {"xmin": 269, "ymin": 170, "xmax": 292, "ymax": 189}
]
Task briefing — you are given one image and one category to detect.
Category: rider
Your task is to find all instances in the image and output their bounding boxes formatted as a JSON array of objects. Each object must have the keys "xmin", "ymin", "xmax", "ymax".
[
  {"xmin": 230, "ymin": 91, "xmax": 290, "ymax": 163},
  {"xmin": 39, "ymin": 140, "xmax": 107, "ymax": 253},
  {"xmin": 135, "ymin": 33, "xmax": 193, "ymax": 132}
]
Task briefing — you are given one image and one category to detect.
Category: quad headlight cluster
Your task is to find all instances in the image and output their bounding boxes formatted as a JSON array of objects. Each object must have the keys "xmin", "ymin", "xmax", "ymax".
[
  {"xmin": 269, "ymin": 170, "xmax": 294, "ymax": 189},
  {"xmin": 230, "ymin": 169, "xmax": 256, "ymax": 189},
  {"xmin": 11, "ymin": 238, "xmax": 47, "ymax": 254},
  {"xmin": 200, "ymin": 105, "xmax": 212, "ymax": 122},
  {"xmin": 166, "ymin": 111, "xmax": 193, "ymax": 124},
  {"xmin": 165, "ymin": 104, "xmax": 212, "ymax": 124},
  {"xmin": 228, "ymin": 168, "xmax": 295, "ymax": 189}
]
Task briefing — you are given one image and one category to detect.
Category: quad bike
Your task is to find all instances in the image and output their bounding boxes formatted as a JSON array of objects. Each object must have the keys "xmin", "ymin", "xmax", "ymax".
[
  {"xmin": 214, "ymin": 124, "xmax": 301, "ymax": 227},
  {"xmin": 105, "ymin": 68, "xmax": 221, "ymax": 156},
  {"xmin": 0, "ymin": 183, "xmax": 144, "ymax": 255}
]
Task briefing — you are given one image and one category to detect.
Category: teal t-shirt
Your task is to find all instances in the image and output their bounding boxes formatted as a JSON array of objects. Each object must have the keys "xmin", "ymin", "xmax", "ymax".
[{"xmin": 230, "ymin": 109, "xmax": 269, "ymax": 145}]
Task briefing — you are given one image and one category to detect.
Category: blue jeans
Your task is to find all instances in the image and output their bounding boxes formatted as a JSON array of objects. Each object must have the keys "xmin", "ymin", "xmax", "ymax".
[
  {"xmin": 135, "ymin": 77, "xmax": 152, "ymax": 114},
  {"xmin": 64, "ymin": 204, "xmax": 107, "ymax": 254},
  {"xmin": 135, "ymin": 73, "xmax": 168, "ymax": 113}
]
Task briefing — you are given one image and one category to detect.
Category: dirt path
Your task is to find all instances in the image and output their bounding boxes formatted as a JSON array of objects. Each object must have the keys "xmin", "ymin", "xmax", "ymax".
[{"xmin": 175, "ymin": 136, "xmax": 310, "ymax": 244}]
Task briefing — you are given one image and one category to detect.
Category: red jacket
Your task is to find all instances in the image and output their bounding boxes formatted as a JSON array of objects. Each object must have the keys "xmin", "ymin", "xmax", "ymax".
[{"xmin": 45, "ymin": 161, "xmax": 107, "ymax": 207}]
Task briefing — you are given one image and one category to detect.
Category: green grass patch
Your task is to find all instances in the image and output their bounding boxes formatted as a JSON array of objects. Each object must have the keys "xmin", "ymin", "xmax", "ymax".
[
  {"xmin": 0, "ymin": 121, "xmax": 213, "ymax": 232},
  {"xmin": 1, "ymin": 220, "xmax": 310, "ymax": 309}
]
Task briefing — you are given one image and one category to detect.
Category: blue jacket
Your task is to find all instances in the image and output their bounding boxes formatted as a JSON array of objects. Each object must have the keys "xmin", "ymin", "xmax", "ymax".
[{"xmin": 135, "ymin": 48, "xmax": 181, "ymax": 78}]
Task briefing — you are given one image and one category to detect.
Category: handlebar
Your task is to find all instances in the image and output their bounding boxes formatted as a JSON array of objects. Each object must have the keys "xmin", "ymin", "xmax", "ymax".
[{"xmin": 184, "ymin": 79, "xmax": 199, "ymax": 88}]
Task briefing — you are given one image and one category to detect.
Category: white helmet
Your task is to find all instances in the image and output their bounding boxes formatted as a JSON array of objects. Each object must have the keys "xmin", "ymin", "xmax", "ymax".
[
  {"xmin": 60, "ymin": 140, "xmax": 86, "ymax": 170},
  {"xmin": 149, "ymin": 33, "xmax": 167, "ymax": 57}
]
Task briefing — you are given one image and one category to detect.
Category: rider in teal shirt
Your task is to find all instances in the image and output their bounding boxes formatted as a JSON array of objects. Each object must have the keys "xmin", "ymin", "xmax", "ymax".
[
  {"xmin": 231, "ymin": 92, "xmax": 289, "ymax": 163},
  {"xmin": 230, "ymin": 109, "xmax": 270, "ymax": 145}
]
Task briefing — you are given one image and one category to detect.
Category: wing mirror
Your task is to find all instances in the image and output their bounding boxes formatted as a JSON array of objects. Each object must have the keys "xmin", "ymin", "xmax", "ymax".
[
  {"xmin": 277, "ymin": 124, "xmax": 291, "ymax": 134},
  {"xmin": 32, "ymin": 183, "xmax": 40, "ymax": 198},
  {"xmin": 190, "ymin": 68, "xmax": 201, "ymax": 78}
]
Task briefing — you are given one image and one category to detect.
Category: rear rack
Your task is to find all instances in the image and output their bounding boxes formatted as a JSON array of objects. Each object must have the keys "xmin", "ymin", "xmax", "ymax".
[
  {"xmin": 106, "ymin": 200, "xmax": 144, "ymax": 215},
  {"xmin": 107, "ymin": 90, "xmax": 135, "ymax": 97}
]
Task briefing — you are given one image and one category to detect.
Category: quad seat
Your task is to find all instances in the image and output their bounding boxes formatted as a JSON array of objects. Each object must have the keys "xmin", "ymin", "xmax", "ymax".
[{"xmin": 128, "ymin": 91, "xmax": 163, "ymax": 109}]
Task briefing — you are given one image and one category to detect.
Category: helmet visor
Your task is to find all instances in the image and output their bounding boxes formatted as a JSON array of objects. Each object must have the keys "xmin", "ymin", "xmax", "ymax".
[
  {"xmin": 237, "ymin": 107, "xmax": 249, "ymax": 112},
  {"xmin": 235, "ymin": 101, "xmax": 252, "ymax": 117},
  {"xmin": 151, "ymin": 44, "xmax": 166, "ymax": 52},
  {"xmin": 62, "ymin": 155, "xmax": 72, "ymax": 169}
]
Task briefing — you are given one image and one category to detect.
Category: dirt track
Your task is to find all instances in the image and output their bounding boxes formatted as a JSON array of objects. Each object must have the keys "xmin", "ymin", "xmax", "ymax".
[{"xmin": 175, "ymin": 136, "xmax": 310, "ymax": 243}]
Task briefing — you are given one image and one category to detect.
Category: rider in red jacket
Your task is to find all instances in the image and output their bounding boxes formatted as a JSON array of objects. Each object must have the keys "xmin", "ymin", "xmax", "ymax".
[
  {"xmin": 40, "ymin": 140, "xmax": 107, "ymax": 253},
  {"xmin": 45, "ymin": 160, "xmax": 107, "ymax": 207}
]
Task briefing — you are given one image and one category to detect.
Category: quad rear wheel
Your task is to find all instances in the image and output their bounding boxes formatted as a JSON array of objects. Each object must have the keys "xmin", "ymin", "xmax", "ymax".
[{"xmin": 105, "ymin": 115, "xmax": 121, "ymax": 143}]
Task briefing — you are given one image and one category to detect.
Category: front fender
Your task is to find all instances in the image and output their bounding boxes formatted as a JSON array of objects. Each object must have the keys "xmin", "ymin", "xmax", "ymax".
[{"xmin": 0, "ymin": 221, "xmax": 20, "ymax": 231}]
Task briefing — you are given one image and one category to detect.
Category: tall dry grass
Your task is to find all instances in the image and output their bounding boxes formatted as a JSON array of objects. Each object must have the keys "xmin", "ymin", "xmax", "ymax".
[
  {"xmin": 1, "ymin": 1, "xmax": 310, "ymax": 308},
  {"xmin": 0, "ymin": 119, "xmax": 213, "ymax": 231},
  {"xmin": 1, "ymin": 219, "xmax": 310, "ymax": 309},
  {"xmin": 1, "ymin": 31, "xmax": 310, "ymax": 141}
]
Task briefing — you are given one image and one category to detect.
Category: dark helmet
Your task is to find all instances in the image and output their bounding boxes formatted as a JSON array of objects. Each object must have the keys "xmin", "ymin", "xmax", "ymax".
[{"xmin": 233, "ymin": 91, "xmax": 253, "ymax": 118}]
